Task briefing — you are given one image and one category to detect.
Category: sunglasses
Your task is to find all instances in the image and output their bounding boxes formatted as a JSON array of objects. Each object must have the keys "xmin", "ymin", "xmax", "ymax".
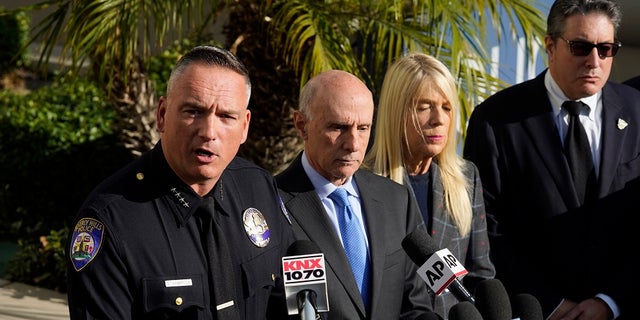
[{"xmin": 560, "ymin": 37, "xmax": 622, "ymax": 58}]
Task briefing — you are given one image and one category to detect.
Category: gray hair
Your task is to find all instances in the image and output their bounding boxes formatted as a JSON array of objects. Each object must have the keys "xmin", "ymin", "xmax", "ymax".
[
  {"xmin": 166, "ymin": 46, "xmax": 252, "ymax": 103},
  {"xmin": 547, "ymin": 0, "xmax": 621, "ymax": 38}
]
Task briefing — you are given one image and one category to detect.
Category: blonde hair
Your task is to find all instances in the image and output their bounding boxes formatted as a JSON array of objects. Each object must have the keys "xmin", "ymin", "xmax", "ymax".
[{"xmin": 364, "ymin": 53, "xmax": 472, "ymax": 236}]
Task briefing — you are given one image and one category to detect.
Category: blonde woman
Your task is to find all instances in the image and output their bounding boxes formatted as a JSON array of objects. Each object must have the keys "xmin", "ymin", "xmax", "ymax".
[{"xmin": 364, "ymin": 53, "xmax": 495, "ymax": 319}]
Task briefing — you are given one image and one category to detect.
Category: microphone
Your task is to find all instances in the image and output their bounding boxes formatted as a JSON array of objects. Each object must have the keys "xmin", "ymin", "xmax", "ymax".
[
  {"xmin": 474, "ymin": 279, "xmax": 512, "ymax": 320},
  {"xmin": 416, "ymin": 311, "xmax": 444, "ymax": 320},
  {"xmin": 282, "ymin": 240, "xmax": 329, "ymax": 319},
  {"xmin": 511, "ymin": 293, "xmax": 543, "ymax": 320},
  {"xmin": 401, "ymin": 226, "xmax": 474, "ymax": 303},
  {"xmin": 449, "ymin": 301, "xmax": 484, "ymax": 320}
]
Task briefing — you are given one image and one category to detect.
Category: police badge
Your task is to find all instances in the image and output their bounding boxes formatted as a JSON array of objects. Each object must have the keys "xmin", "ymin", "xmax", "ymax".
[{"xmin": 242, "ymin": 208, "xmax": 270, "ymax": 248}]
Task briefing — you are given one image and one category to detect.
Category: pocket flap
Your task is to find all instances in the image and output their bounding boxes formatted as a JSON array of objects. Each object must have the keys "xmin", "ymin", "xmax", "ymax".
[{"xmin": 142, "ymin": 275, "xmax": 206, "ymax": 313}]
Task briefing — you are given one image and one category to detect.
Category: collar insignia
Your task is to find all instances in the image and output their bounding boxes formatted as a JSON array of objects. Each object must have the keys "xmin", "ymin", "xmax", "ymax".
[{"xmin": 170, "ymin": 187, "xmax": 190, "ymax": 208}]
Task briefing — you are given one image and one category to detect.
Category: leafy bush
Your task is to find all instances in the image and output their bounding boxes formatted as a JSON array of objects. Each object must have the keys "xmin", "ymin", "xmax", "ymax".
[
  {"xmin": 147, "ymin": 39, "xmax": 221, "ymax": 97},
  {"xmin": 0, "ymin": 7, "xmax": 30, "ymax": 74},
  {"xmin": 0, "ymin": 76, "xmax": 133, "ymax": 274},
  {"xmin": 5, "ymin": 228, "xmax": 68, "ymax": 292}
]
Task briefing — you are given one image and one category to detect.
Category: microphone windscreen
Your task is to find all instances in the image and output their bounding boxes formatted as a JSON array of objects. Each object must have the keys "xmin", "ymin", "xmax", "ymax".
[
  {"xmin": 511, "ymin": 293, "xmax": 543, "ymax": 320},
  {"xmin": 401, "ymin": 226, "xmax": 440, "ymax": 266},
  {"xmin": 415, "ymin": 312, "xmax": 443, "ymax": 320},
  {"xmin": 286, "ymin": 240, "xmax": 321, "ymax": 256},
  {"xmin": 474, "ymin": 279, "xmax": 512, "ymax": 320},
  {"xmin": 448, "ymin": 301, "xmax": 483, "ymax": 320}
]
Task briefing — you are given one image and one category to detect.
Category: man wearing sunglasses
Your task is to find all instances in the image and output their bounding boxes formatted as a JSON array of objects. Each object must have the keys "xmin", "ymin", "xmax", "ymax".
[{"xmin": 464, "ymin": 0, "xmax": 638, "ymax": 319}]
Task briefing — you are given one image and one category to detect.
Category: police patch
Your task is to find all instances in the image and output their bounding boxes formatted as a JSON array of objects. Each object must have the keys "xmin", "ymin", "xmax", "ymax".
[
  {"xmin": 242, "ymin": 208, "xmax": 270, "ymax": 248},
  {"xmin": 70, "ymin": 217, "xmax": 105, "ymax": 271}
]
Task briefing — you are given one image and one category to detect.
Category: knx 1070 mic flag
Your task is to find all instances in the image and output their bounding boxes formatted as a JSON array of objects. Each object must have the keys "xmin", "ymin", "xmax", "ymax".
[{"xmin": 282, "ymin": 240, "xmax": 329, "ymax": 316}]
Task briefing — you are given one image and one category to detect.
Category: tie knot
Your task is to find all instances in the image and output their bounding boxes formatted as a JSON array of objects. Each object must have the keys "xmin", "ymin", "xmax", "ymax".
[
  {"xmin": 198, "ymin": 196, "xmax": 216, "ymax": 216},
  {"xmin": 328, "ymin": 188, "xmax": 350, "ymax": 207},
  {"xmin": 562, "ymin": 100, "xmax": 586, "ymax": 116}
]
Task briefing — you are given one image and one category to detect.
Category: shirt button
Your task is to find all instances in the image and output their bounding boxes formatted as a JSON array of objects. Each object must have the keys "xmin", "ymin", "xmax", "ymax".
[{"xmin": 175, "ymin": 297, "xmax": 183, "ymax": 306}]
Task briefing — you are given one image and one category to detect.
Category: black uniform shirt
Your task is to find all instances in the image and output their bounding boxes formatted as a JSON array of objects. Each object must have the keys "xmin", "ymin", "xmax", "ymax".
[{"xmin": 67, "ymin": 143, "xmax": 294, "ymax": 319}]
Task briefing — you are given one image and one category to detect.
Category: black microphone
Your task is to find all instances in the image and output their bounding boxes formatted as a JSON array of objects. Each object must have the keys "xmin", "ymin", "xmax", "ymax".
[
  {"xmin": 511, "ymin": 293, "xmax": 543, "ymax": 320},
  {"xmin": 296, "ymin": 289, "xmax": 317, "ymax": 320},
  {"xmin": 449, "ymin": 301, "xmax": 484, "ymax": 320},
  {"xmin": 401, "ymin": 226, "xmax": 475, "ymax": 303},
  {"xmin": 416, "ymin": 311, "xmax": 445, "ymax": 320},
  {"xmin": 474, "ymin": 279, "xmax": 512, "ymax": 320},
  {"xmin": 282, "ymin": 240, "xmax": 329, "ymax": 319}
]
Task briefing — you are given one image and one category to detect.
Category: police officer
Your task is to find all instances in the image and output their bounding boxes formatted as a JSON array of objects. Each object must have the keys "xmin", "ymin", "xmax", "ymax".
[{"xmin": 67, "ymin": 45, "xmax": 295, "ymax": 320}]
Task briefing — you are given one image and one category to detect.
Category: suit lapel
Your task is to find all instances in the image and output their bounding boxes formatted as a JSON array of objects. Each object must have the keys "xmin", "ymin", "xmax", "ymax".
[
  {"xmin": 287, "ymin": 190, "xmax": 365, "ymax": 303},
  {"xmin": 522, "ymin": 111, "xmax": 578, "ymax": 202},
  {"xmin": 599, "ymin": 85, "xmax": 628, "ymax": 196},
  {"xmin": 353, "ymin": 171, "xmax": 385, "ymax": 314},
  {"xmin": 520, "ymin": 76, "xmax": 578, "ymax": 205},
  {"xmin": 279, "ymin": 156, "xmax": 366, "ymax": 314},
  {"xmin": 428, "ymin": 163, "xmax": 448, "ymax": 245}
]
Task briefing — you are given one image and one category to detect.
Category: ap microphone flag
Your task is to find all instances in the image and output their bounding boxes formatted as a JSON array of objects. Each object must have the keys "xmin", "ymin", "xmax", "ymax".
[
  {"xmin": 416, "ymin": 247, "xmax": 468, "ymax": 295},
  {"xmin": 402, "ymin": 225, "xmax": 474, "ymax": 303},
  {"xmin": 282, "ymin": 241, "xmax": 329, "ymax": 315}
]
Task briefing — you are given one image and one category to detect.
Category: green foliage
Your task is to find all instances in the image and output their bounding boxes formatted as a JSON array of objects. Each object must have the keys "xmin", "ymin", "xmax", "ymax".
[
  {"xmin": 0, "ymin": 7, "xmax": 30, "ymax": 74},
  {"xmin": 1, "ymin": 76, "xmax": 115, "ymax": 140},
  {"xmin": 0, "ymin": 77, "xmax": 134, "ymax": 292},
  {"xmin": 0, "ymin": 77, "xmax": 134, "ymax": 242},
  {"xmin": 148, "ymin": 39, "xmax": 194, "ymax": 97},
  {"xmin": 5, "ymin": 228, "xmax": 68, "ymax": 293},
  {"xmin": 148, "ymin": 38, "xmax": 221, "ymax": 97},
  {"xmin": 0, "ymin": 77, "xmax": 117, "ymax": 170}
]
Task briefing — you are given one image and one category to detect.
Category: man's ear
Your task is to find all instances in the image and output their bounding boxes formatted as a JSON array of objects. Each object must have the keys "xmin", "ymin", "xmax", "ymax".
[
  {"xmin": 544, "ymin": 35, "xmax": 555, "ymax": 56},
  {"xmin": 292, "ymin": 110, "xmax": 307, "ymax": 139},
  {"xmin": 157, "ymin": 96, "xmax": 167, "ymax": 133}
]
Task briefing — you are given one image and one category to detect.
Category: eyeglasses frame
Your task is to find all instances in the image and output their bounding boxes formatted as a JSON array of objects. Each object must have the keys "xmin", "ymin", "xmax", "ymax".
[{"xmin": 559, "ymin": 36, "xmax": 622, "ymax": 58}]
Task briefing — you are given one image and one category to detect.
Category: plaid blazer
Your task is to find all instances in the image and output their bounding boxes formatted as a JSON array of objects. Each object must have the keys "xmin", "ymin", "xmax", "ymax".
[{"xmin": 404, "ymin": 161, "xmax": 496, "ymax": 319}]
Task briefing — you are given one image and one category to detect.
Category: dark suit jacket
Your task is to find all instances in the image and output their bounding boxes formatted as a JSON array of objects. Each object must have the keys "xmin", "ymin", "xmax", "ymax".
[
  {"xmin": 408, "ymin": 161, "xmax": 495, "ymax": 318},
  {"xmin": 276, "ymin": 153, "xmax": 434, "ymax": 320},
  {"xmin": 463, "ymin": 70, "xmax": 640, "ymax": 316},
  {"xmin": 623, "ymin": 75, "xmax": 640, "ymax": 91}
]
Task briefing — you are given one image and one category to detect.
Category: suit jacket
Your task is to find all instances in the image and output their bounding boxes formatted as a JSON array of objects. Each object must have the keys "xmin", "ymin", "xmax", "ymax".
[
  {"xmin": 463, "ymin": 70, "xmax": 640, "ymax": 316},
  {"xmin": 405, "ymin": 161, "xmax": 495, "ymax": 318},
  {"xmin": 275, "ymin": 153, "xmax": 434, "ymax": 320}
]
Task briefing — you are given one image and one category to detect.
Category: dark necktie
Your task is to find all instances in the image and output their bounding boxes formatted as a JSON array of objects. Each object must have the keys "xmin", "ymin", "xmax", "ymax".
[
  {"xmin": 328, "ymin": 188, "xmax": 370, "ymax": 309},
  {"xmin": 562, "ymin": 101, "xmax": 596, "ymax": 204},
  {"xmin": 198, "ymin": 196, "xmax": 240, "ymax": 320}
]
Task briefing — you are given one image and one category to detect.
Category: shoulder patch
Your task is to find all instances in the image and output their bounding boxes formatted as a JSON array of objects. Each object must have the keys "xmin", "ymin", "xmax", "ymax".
[{"xmin": 70, "ymin": 217, "xmax": 105, "ymax": 271}]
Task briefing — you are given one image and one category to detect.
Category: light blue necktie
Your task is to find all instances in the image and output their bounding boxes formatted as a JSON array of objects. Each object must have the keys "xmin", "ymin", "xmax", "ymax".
[{"xmin": 328, "ymin": 188, "xmax": 370, "ymax": 309}]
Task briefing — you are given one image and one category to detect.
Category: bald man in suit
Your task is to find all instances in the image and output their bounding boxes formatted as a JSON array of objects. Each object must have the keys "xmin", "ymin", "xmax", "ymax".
[{"xmin": 276, "ymin": 70, "xmax": 437, "ymax": 320}]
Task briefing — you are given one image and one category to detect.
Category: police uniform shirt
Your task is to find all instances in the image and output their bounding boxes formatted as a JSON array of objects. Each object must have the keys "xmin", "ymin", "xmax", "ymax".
[{"xmin": 67, "ymin": 143, "xmax": 295, "ymax": 320}]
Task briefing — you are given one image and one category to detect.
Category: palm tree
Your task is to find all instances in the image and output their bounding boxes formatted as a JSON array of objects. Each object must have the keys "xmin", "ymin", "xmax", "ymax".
[
  {"xmin": 17, "ymin": 0, "xmax": 225, "ymax": 156},
  {"xmin": 262, "ymin": 0, "xmax": 546, "ymax": 138},
  {"xmin": 17, "ymin": 0, "xmax": 545, "ymax": 172}
]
